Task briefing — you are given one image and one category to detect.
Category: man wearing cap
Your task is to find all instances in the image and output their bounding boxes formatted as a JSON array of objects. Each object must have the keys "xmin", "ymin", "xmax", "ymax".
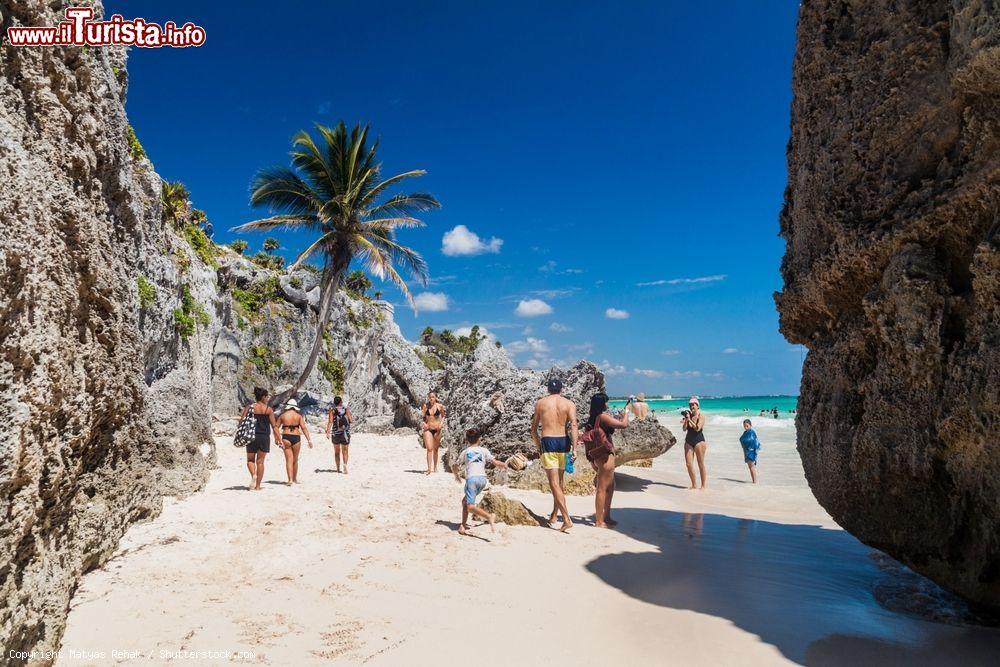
[{"xmin": 530, "ymin": 378, "xmax": 578, "ymax": 532}]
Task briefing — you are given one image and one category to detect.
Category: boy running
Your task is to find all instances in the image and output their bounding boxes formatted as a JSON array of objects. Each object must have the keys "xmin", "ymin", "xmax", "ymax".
[{"xmin": 452, "ymin": 428, "xmax": 508, "ymax": 535}]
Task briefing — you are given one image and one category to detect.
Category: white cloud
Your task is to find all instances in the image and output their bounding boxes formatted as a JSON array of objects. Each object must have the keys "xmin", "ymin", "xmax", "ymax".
[
  {"xmin": 666, "ymin": 370, "xmax": 725, "ymax": 379},
  {"xmin": 605, "ymin": 308, "xmax": 630, "ymax": 320},
  {"xmin": 441, "ymin": 225, "xmax": 503, "ymax": 256},
  {"xmin": 634, "ymin": 368, "xmax": 664, "ymax": 378},
  {"xmin": 550, "ymin": 322, "xmax": 572, "ymax": 333},
  {"xmin": 598, "ymin": 360, "xmax": 626, "ymax": 375},
  {"xmin": 413, "ymin": 292, "xmax": 449, "ymax": 312},
  {"xmin": 723, "ymin": 348, "xmax": 740, "ymax": 354},
  {"xmin": 662, "ymin": 349, "xmax": 681, "ymax": 356},
  {"xmin": 637, "ymin": 274, "xmax": 727, "ymax": 287},
  {"xmin": 539, "ymin": 260, "xmax": 558, "ymax": 272},
  {"xmin": 506, "ymin": 337, "xmax": 550, "ymax": 355},
  {"xmin": 522, "ymin": 326, "xmax": 534, "ymax": 335},
  {"xmin": 531, "ymin": 288, "xmax": 579, "ymax": 300},
  {"xmin": 515, "ymin": 299, "xmax": 553, "ymax": 317}
]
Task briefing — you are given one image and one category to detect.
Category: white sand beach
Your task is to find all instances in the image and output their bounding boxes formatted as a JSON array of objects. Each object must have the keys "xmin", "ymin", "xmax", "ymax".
[{"xmin": 58, "ymin": 417, "xmax": 999, "ymax": 666}]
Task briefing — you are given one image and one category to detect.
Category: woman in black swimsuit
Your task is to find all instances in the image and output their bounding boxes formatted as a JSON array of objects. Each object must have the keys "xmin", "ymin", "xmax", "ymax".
[
  {"xmin": 681, "ymin": 395, "xmax": 708, "ymax": 490},
  {"xmin": 277, "ymin": 397, "xmax": 313, "ymax": 485},
  {"xmin": 421, "ymin": 391, "xmax": 446, "ymax": 475},
  {"xmin": 240, "ymin": 387, "xmax": 283, "ymax": 491},
  {"xmin": 586, "ymin": 392, "xmax": 630, "ymax": 528}
]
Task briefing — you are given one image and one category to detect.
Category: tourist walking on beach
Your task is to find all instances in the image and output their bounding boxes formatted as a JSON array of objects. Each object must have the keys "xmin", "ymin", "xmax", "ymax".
[
  {"xmin": 277, "ymin": 398, "xmax": 313, "ymax": 485},
  {"xmin": 626, "ymin": 393, "xmax": 650, "ymax": 420},
  {"xmin": 530, "ymin": 378, "xmax": 578, "ymax": 532},
  {"xmin": 682, "ymin": 396, "xmax": 709, "ymax": 490},
  {"xmin": 421, "ymin": 391, "xmax": 446, "ymax": 475},
  {"xmin": 325, "ymin": 396, "xmax": 353, "ymax": 474},
  {"xmin": 584, "ymin": 392, "xmax": 629, "ymax": 528},
  {"xmin": 240, "ymin": 388, "xmax": 283, "ymax": 491},
  {"xmin": 452, "ymin": 428, "xmax": 508, "ymax": 535},
  {"xmin": 740, "ymin": 419, "xmax": 761, "ymax": 484}
]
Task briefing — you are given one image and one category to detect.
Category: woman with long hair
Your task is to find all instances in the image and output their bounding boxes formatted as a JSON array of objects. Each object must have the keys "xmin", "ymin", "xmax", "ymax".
[
  {"xmin": 277, "ymin": 398, "xmax": 313, "ymax": 484},
  {"xmin": 421, "ymin": 391, "xmax": 446, "ymax": 475},
  {"xmin": 239, "ymin": 387, "xmax": 283, "ymax": 491},
  {"xmin": 325, "ymin": 396, "xmax": 353, "ymax": 474},
  {"xmin": 585, "ymin": 392, "xmax": 629, "ymax": 528}
]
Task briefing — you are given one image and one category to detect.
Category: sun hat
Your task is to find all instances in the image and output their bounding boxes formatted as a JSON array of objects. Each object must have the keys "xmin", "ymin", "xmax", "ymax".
[
  {"xmin": 285, "ymin": 398, "xmax": 301, "ymax": 412},
  {"xmin": 689, "ymin": 396, "xmax": 700, "ymax": 406}
]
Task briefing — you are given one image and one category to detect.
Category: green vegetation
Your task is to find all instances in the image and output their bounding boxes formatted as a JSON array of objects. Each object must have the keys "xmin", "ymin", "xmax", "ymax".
[
  {"xmin": 247, "ymin": 344, "xmax": 282, "ymax": 376},
  {"xmin": 173, "ymin": 248, "xmax": 191, "ymax": 274},
  {"xmin": 300, "ymin": 263, "xmax": 321, "ymax": 274},
  {"xmin": 233, "ymin": 121, "xmax": 439, "ymax": 404},
  {"xmin": 289, "ymin": 276, "xmax": 303, "ymax": 289},
  {"xmin": 318, "ymin": 356, "xmax": 345, "ymax": 394},
  {"xmin": 174, "ymin": 284, "xmax": 210, "ymax": 339},
  {"xmin": 346, "ymin": 309, "xmax": 371, "ymax": 330},
  {"xmin": 161, "ymin": 181, "xmax": 189, "ymax": 227},
  {"xmin": 137, "ymin": 276, "xmax": 156, "ymax": 309},
  {"xmin": 250, "ymin": 250, "xmax": 284, "ymax": 271},
  {"xmin": 416, "ymin": 349, "xmax": 445, "ymax": 371},
  {"xmin": 232, "ymin": 275, "xmax": 282, "ymax": 320},
  {"xmin": 182, "ymin": 222, "xmax": 219, "ymax": 268},
  {"xmin": 345, "ymin": 269, "xmax": 373, "ymax": 300},
  {"xmin": 230, "ymin": 239, "xmax": 248, "ymax": 255},
  {"xmin": 126, "ymin": 124, "xmax": 146, "ymax": 160},
  {"xmin": 263, "ymin": 237, "xmax": 280, "ymax": 254},
  {"xmin": 419, "ymin": 325, "xmax": 485, "ymax": 359}
]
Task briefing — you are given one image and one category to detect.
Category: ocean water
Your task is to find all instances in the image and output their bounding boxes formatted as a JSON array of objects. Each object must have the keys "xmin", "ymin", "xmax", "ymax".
[{"xmin": 611, "ymin": 394, "xmax": 798, "ymax": 419}]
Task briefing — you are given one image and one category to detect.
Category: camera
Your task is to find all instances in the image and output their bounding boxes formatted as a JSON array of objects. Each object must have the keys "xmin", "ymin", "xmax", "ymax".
[{"xmin": 681, "ymin": 409, "xmax": 690, "ymax": 418}]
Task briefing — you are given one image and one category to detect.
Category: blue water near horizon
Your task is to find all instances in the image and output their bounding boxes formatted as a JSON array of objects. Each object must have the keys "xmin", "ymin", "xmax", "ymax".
[{"xmin": 611, "ymin": 394, "xmax": 798, "ymax": 420}]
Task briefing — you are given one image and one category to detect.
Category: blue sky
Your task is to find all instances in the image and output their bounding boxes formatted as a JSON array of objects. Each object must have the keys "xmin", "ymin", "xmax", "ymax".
[{"xmin": 111, "ymin": 0, "xmax": 804, "ymax": 396}]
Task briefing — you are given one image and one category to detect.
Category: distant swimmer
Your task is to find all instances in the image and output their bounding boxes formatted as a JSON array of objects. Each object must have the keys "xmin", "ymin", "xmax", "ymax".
[
  {"xmin": 420, "ymin": 391, "xmax": 446, "ymax": 475},
  {"xmin": 583, "ymin": 392, "xmax": 629, "ymax": 528},
  {"xmin": 681, "ymin": 396, "xmax": 709, "ymax": 490},
  {"xmin": 239, "ymin": 387, "xmax": 283, "ymax": 491},
  {"xmin": 277, "ymin": 398, "xmax": 313, "ymax": 485},
  {"xmin": 740, "ymin": 419, "xmax": 761, "ymax": 484},
  {"xmin": 451, "ymin": 428, "xmax": 508, "ymax": 535},
  {"xmin": 626, "ymin": 392, "xmax": 650, "ymax": 420},
  {"xmin": 531, "ymin": 378, "xmax": 578, "ymax": 532},
  {"xmin": 325, "ymin": 396, "xmax": 353, "ymax": 474}
]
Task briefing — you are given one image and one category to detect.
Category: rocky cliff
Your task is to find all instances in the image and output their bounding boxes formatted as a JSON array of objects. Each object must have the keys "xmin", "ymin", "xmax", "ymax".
[{"xmin": 777, "ymin": 1, "xmax": 999, "ymax": 608}]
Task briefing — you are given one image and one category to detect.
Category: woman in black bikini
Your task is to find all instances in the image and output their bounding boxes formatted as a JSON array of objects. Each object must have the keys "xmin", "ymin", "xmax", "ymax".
[
  {"xmin": 240, "ymin": 387, "xmax": 283, "ymax": 491},
  {"xmin": 277, "ymin": 398, "xmax": 313, "ymax": 485},
  {"xmin": 421, "ymin": 391, "xmax": 446, "ymax": 475},
  {"xmin": 681, "ymin": 395, "xmax": 708, "ymax": 490},
  {"xmin": 586, "ymin": 392, "xmax": 630, "ymax": 528}
]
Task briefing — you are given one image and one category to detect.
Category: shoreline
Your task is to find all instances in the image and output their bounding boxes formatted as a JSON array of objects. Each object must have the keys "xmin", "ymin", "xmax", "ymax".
[{"xmin": 56, "ymin": 420, "xmax": 1000, "ymax": 665}]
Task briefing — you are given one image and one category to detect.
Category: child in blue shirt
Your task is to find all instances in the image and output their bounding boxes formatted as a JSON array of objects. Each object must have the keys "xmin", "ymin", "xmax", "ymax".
[{"xmin": 740, "ymin": 419, "xmax": 761, "ymax": 484}]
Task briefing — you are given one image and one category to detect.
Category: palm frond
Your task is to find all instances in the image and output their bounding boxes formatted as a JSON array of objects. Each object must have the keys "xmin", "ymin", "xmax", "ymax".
[
  {"xmin": 361, "ymin": 217, "xmax": 426, "ymax": 230},
  {"xmin": 289, "ymin": 232, "xmax": 334, "ymax": 271},
  {"xmin": 360, "ymin": 171, "xmax": 428, "ymax": 208},
  {"xmin": 365, "ymin": 229, "xmax": 429, "ymax": 286},
  {"xmin": 250, "ymin": 166, "xmax": 323, "ymax": 217},
  {"xmin": 366, "ymin": 192, "xmax": 440, "ymax": 218},
  {"xmin": 290, "ymin": 130, "xmax": 338, "ymax": 202},
  {"xmin": 231, "ymin": 214, "xmax": 320, "ymax": 234},
  {"xmin": 354, "ymin": 236, "xmax": 417, "ymax": 309}
]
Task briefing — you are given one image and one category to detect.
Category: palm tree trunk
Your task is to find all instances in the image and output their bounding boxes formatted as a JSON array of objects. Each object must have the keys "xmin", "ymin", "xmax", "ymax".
[{"xmin": 270, "ymin": 263, "xmax": 343, "ymax": 406}]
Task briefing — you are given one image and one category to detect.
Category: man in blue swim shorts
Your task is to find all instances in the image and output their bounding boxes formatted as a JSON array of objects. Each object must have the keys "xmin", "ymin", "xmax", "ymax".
[
  {"xmin": 740, "ymin": 419, "xmax": 761, "ymax": 484},
  {"xmin": 452, "ymin": 428, "xmax": 508, "ymax": 535},
  {"xmin": 531, "ymin": 378, "xmax": 578, "ymax": 532}
]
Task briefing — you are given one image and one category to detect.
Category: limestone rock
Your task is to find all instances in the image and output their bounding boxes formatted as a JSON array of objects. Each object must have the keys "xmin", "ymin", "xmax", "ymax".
[
  {"xmin": 777, "ymin": 0, "xmax": 1000, "ymax": 608},
  {"xmin": 480, "ymin": 490, "xmax": 546, "ymax": 527}
]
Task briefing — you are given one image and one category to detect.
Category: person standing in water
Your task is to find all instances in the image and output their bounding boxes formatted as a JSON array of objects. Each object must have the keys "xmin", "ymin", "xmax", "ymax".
[
  {"xmin": 740, "ymin": 419, "xmax": 761, "ymax": 484},
  {"xmin": 420, "ymin": 391, "xmax": 446, "ymax": 475},
  {"xmin": 277, "ymin": 398, "xmax": 313, "ymax": 485},
  {"xmin": 585, "ymin": 392, "xmax": 629, "ymax": 528},
  {"xmin": 325, "ymin": 396, "xmax": 353, "ymax": 474},
  {"xmin": 530, "ymin": 378, "xmax": 578, "ymax": 532},
  {"xmin": 626, "ymin": 392, "xmax": 650, "ymax": 420},
  {"xmin": 239, "ymin": 387, "xmax": 283, "ymax": 491},
  {"xmin": 681, "ymin": 396, "xmax": 709, "ymax": 490}
]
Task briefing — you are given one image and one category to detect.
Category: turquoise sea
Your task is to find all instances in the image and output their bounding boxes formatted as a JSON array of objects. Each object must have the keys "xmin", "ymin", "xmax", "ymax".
[{"xmin": 610, "ymin": 395, "xmax": 798, "ymax": 420}]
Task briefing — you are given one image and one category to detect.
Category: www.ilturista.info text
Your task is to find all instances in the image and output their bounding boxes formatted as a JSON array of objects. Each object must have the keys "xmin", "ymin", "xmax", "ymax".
[{"xmin": 5, "ymin": 7, "xmax": 206, "ymax": 48}]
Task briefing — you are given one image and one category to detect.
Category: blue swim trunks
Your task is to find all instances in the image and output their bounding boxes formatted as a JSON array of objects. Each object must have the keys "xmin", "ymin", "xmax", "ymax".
[
  {"xmin": 541, "ymin": 436, "xmax": 569, "ymax": 453},
  {"xmin": 464, "ymin": 475, "xmax": 488, "ymax": 505}
]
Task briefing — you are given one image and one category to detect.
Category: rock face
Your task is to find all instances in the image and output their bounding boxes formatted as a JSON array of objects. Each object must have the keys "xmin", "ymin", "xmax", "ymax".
[
  {"xmin": 0, "ymin": 5, "xmax": 213, "ymax": 653},
  {"xmin": 777, "ymin": 1, "xmax": 999, "ymax": 608}
]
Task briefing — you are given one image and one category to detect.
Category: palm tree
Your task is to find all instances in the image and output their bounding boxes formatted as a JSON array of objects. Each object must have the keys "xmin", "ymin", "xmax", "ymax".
[
  {"xmin": 230, "ymin": 239, "xmax": 248, "ymax": 255},
  {"xmin": 161, "ymin": 181, "xmax": 190, "ymax": 227},
  {"xmin": 235, "ymin": 121, "xmax": 439, "ymax": 405},
  {"xmin": 262, "ymin": 237, "xmax": 280, "ymax": 255}
]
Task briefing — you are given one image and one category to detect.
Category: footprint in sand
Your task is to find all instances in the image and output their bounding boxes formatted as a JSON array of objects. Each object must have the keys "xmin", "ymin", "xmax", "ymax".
[{"xmin": 311, "ymin": 621, "xmax": 364, "ymax": 660}]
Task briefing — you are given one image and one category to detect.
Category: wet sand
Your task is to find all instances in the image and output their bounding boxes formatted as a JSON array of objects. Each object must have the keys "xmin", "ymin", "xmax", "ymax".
[{"xmin": 57, "ymin": 418, "xmax": 1000, "ymax": 665}]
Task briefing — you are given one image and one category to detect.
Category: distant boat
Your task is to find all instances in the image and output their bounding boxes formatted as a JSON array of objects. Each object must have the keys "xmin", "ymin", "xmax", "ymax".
[{"xmin": 661, "ymin": 394, "xmax": 672, "ymax": 400}]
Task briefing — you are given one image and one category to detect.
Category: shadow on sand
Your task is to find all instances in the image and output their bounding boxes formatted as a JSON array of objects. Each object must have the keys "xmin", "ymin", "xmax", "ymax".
[
  {"xmin": 614, "ymin": 471, "xmax": 689, "ymax": 491},
  {"xmin": 585, "ymin": 507, "xmax": 1000, "ymax": 665}
]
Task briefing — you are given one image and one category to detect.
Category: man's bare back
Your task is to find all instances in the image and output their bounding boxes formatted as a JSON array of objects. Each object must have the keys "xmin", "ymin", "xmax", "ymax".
[{"xmin": 532, "ymin": 393, "xmax": 578, "ymax": 442}]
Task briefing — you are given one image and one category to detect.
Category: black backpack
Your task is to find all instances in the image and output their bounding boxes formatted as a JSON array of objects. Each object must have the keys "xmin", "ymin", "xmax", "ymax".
[{"xmin": 331, "ymin": 407, "xmax": 349, "ymax": 433}]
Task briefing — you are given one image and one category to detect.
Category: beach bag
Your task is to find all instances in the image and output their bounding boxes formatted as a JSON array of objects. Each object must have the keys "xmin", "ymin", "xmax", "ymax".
[
  {"xmin": 506, "ymin": 452, "xmax": 529, "ymax": 471},
  {"xmin": 234, "ymin": 407, "xmax": 255, "ymax": 448},
  {"xmin": 580, "ymin": 421, "xmax": 615, "ymax": 463}
]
